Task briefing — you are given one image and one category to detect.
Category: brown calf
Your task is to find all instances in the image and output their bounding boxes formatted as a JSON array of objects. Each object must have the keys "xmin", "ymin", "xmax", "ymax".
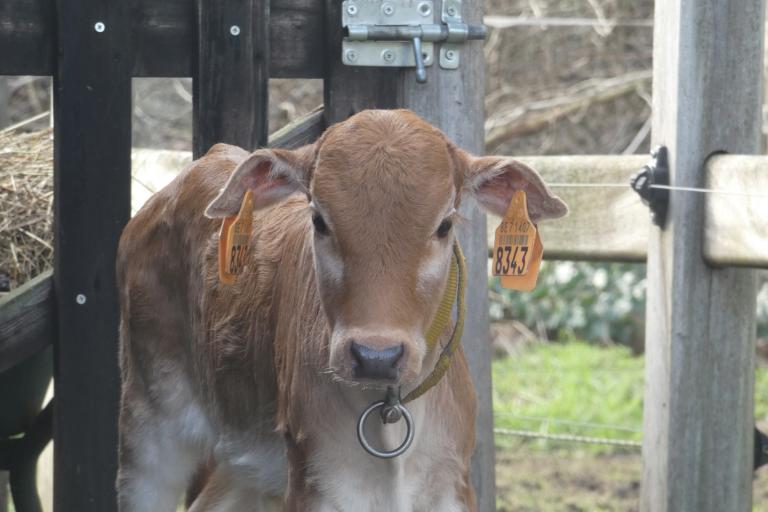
[{"xmin": 116, "ymin": 109, "xmax": 567, "ymax": 511}]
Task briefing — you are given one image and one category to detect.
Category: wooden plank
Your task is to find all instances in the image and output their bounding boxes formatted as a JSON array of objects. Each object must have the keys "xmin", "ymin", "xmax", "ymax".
[
  {"xmin": 704, "ymin": 155, "xmax": 768, "ymax": 268},
  {"xmin": 268, "ymin": 105, "xmax": 325, "ymax": 149},
  {"xmin": 269, "ymin": 1, "xmax": 325, "ymax": 79},
  {"xmin": 0, "ymin": 272, "xmax": 53, "ymax": 375},
  {"xmin": 487, "ymin": 155, "xmax": 649, "ymax": 262},
  {"xmin": 193, "ymin": 0, "xmax": 270, "ymax": 157},
  {"xmin": 52, "ymin": 0, "xmax": 132, "ymax": 509},
  {"xmin": 323, "ymin": 12, "xmax": 399, "ymax": 120},
  {"xmin": 396, "ymin": 5, "xmax": 494, "ymax": 506},
  {"xmin": 0, "ymin": 0, "xmax": 53, "ymax": 76},
  {"xmin": 0, "ymin": 0, "xmax": 324, "ymax": 78},
  {"xmin": 641, "ymin": 0, "xmax": 764, "ymax": 510},
  {"xmin": 0, "ymin": 79, "xmax": 9, "ymax": 129},
  {"xmin": 323, "ymin": 0, "xmax": 495, "ymax": 507}
]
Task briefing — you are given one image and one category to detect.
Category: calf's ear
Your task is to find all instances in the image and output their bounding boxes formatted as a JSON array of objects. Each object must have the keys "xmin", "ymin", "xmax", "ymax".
[
  {"xmin": 205, "ymin": 145, "xmax": 315, "ymax": 218},
  {"xmin": 458, "ymin": 149, "xmax": 568, "ymax": 222}
]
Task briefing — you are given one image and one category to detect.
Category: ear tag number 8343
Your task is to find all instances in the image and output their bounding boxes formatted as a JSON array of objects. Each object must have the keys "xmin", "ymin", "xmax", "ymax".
[{"xmin": 493, "ymin": 190, "xmax": 544, "ymax": 292}]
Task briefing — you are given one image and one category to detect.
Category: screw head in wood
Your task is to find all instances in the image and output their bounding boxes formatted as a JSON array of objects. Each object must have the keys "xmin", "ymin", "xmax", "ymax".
[
  {"xmin": 76, "ymin": 294, "xmax": 87, "ymax": 305},
  {"xmin": 94, "ymin": 22, "xmax": 105, "ymax": 33},
  {"xmin": 345, "ymin": 49, "xmax": 359, "ymax": 63},
  {"xmin": 230, "ymin": 25, "xmax": 241, "ymax": 36}
]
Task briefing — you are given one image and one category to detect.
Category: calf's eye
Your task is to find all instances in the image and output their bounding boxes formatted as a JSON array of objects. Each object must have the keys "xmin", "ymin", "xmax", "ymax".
[
  {"xmin": 436, "ymin": 218, "xmax": 453, "ymax": 238},
  {"xmin": 312, "ymin": 213, "xmax": 329, "ymax": 235}
]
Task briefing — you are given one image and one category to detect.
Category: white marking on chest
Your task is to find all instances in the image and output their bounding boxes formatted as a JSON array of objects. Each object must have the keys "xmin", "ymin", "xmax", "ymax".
[
  {"xmin": 214, "ymin": 434, "xmax": 288, "ymax": 496},
  {"xmin": 304, "ymin": 394, "xmax": 466, "ymax": 512}
]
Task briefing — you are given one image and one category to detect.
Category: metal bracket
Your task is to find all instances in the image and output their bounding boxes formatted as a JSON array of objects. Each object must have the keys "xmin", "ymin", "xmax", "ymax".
[
  {"xmin": 755, "ymin": 426, "xmax": 768, "ymax": 471},
  {"xmin": 630, "ymin": 146, "xmax": 670, "ymax": 228},
  {"xmin": 342, "ymin": 0, "xmax": 486, "ymax": 83}
]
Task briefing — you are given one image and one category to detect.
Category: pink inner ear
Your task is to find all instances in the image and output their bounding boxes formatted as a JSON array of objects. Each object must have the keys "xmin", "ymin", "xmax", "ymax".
[
  {"xmin": 239, "ymin": 160, "xmax": 291, "ymax": 198},
  {"xmin": 240, "ymin": 160, "xmax": 274, "ymax": 190},
  {"xmin": 477, "ymin": 172, "xmax": 549, "ymax": 220}
]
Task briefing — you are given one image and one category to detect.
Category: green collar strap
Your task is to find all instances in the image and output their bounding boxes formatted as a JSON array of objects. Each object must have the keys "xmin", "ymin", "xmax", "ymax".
[{"xmin": 402, "ymin": 239, "xmax": 467, "ymax": 403}]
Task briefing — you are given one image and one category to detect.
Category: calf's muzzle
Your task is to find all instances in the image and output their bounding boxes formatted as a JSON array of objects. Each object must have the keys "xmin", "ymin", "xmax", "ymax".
[{"xmin": 350, "ymin": 341, "xmax": 405, "ymax": 381}]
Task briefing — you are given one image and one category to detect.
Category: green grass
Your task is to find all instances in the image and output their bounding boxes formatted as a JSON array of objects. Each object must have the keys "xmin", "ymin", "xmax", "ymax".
[
  {"xmin": 493, "ymin": 341, "xmax": 768, "ymax": 454},
  {"xmin": 493, "ymin": 342, "xmax": 644, "ymax": 454}
]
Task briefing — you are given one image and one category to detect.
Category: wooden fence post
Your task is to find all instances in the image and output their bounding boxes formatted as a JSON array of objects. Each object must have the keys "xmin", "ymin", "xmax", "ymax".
[
  {"xmin": 193, "ymin": 0, "xmax": 270, "ymax": 157},
  {"xmin": 323, "ymin": 0, "xmax": 494, "ymax": 508},
  {"xmin": 52, "ymin": 1, "xmax": 132, "ymax": 509},
  {"xmin": 641, "ymin": 0, "xmax": 765, "ymax": 510}
]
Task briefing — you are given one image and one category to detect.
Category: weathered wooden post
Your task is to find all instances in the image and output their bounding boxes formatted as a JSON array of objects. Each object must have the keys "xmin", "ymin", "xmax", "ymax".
[
  {"xmin": 193, "ymin": 0, "xmax": 270, "ymax": 157},
  {"xmin": 53, "ymin": 1, "xmax": 132, "ymax": 510},
  {"xmin": 641, "ymin": 0, "xmax": 765, "ymax": 510},
  {"xmin": 324, "ymin": 0, "xmax": 494, "ymax": 508}
]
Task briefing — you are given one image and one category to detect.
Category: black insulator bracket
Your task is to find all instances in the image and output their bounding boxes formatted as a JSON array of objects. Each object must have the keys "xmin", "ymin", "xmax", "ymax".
[
  {"xmin": 755, "ymin": 426, "xmax": 768, "ymax": 471},
  {"xmin": 630, "ymin": 145, "xmax": 670, "ymax": 228}
]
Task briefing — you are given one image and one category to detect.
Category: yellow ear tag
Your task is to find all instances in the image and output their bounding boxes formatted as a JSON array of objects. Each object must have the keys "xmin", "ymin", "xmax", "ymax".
[
  {"xmin": 492, "ymin": 190, "xmax": 544, "ymax": 292},
  {"xmin": 218, "ymin": 190, "xmax": 254, "ymax": 285}
]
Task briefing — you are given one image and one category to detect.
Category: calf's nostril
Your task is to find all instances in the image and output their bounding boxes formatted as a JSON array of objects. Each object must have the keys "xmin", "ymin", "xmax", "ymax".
[{"xmin": 349, "ymin": 341, "xmax": 405, "ymax": 380}]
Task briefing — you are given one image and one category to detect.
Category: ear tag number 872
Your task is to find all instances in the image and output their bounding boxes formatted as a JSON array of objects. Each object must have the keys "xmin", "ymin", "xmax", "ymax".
[{"xmin": 218, "ymin": 190, "xmax": 254, "ymax": 285}]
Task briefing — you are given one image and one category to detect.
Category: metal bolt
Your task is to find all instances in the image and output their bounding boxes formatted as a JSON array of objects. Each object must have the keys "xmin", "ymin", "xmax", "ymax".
[
  {"xmin": 447, "ymin": 6, "xmax": 457, "ymax": 16},
  {"xmin": 94, "ymin": 22, "xmax": 105, "ymax": 33},
  {"xmin": 230, "ymin": 25, "xmax": 240, "ymax": 36},
  {"xmin": 76, "ymin": 294, "xmax": 87, "ymax": 305},
  {"xmin": 382, "ymin": 49, "xmax": 395, "ymax": 63},
  {"xmin": 381, "ymin": 3, "xmax": 395, "ymax": 16},
  {"xmin": 346, "ymin": 4, "xmax": 358, "ymax": 16},
  {"xmin": 345, "ymin": 49, "xmax": 359, "ymax": 63},
  {"xmin": 445, "ymin": 50, "xmax": 456, "ymax": 60},
  {"xmin": 381, "ymin": 406, "xmax": 403, "ymax": 424},
  {"xmin": 418, "ymin": 2, "xmax": 432, "ymax": 16}
]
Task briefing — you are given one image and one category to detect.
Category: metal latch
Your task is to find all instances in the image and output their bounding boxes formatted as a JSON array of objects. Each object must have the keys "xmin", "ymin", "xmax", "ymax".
[{"xmin": 342, "ymin": 0, "xmax": 487, "ymax": 83}]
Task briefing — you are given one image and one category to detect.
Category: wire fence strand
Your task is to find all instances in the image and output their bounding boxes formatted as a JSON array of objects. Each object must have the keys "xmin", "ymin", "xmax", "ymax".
[{"xmin": 494, "ymin": 427, "xmax": 642, "ymax": 449}]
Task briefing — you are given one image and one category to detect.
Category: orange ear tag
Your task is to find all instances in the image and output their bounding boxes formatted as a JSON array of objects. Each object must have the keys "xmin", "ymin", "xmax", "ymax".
[
  {"xmin": 492, "ymin": 190, "xmax": 544, "ymax": 292},
  {"xmin": 218, "ymin": 190, "xmax": 254, "ymax": 285}
]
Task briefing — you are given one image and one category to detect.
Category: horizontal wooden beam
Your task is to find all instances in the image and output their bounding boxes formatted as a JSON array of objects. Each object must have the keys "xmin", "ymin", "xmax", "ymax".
[
  {"xmin": 704, "ymin": 155, "xmax": 768, "ymax": 268},
  {"xmin": 486, "ymin": 154, "xmax": 768, "ymax": 268},
  {"xmin": 268, "ymin": 105, "xmax": 325, "ymax": 148},
  {"xmin": 0, "ymin": 0, "xmax": 323, "ymax": 78},
  {"xmin": 487, "ymin": 155, "xmax": 650, "ymax": 262},
  {"xmin": 0, "ymin": 271, "xmax": 53, "ymax": 375}
]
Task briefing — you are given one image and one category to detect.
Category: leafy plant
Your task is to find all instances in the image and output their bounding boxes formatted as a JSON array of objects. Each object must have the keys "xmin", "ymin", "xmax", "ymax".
[{"xmin": 490, "ymin": 261, "xmax": 646, "ymax": 349}]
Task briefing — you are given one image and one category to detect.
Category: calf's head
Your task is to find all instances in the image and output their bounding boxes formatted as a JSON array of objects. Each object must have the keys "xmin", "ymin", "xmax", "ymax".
[{"xmin": 206, "ymin": 110, "xmax": 566, "ymax": 388}]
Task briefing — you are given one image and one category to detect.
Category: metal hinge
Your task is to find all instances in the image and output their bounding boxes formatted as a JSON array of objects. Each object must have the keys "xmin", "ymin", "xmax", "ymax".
[{"xmin": 341, "ymin": 0, "xmax": 487, "ymax": 83}]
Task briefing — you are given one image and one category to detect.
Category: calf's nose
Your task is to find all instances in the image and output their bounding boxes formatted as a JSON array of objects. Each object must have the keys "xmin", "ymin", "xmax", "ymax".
[{"xmin": 349, "ymin": 341, "xmax": 404, "ymax": 380}]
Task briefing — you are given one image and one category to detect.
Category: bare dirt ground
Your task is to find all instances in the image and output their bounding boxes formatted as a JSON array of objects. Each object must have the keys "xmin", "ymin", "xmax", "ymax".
[
  {"xmin": 496, "ymin": 450, "xmax": 642, "ymax": 511},
  {"xmin": 497, "ymin": 448, "xmax": 768, "ymax": 511}
]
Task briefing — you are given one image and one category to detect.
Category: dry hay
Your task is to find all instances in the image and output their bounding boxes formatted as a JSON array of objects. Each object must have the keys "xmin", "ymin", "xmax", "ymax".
[{"xmin": 0, "ymin": 128, "xmax": 53, "ymax": 291}]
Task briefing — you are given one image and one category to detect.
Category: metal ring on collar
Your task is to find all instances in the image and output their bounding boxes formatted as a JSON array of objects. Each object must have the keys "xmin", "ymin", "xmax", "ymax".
[{"xmin": 356, "ymin": 400, "xmax": 415, "ymax": 459}]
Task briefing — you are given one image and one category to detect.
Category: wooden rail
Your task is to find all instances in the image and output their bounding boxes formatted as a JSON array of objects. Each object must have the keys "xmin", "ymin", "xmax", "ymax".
[
  {"xmin": 0, "ymin": 272, "xmax": 53, "ymax": 375},
  {"xmin": 485, "ymin": 155, "xmax": 768, "ymax": 268},
  {"xmin": 0, "ymin": 0, "xmax": 324, "ymax": 78}
]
